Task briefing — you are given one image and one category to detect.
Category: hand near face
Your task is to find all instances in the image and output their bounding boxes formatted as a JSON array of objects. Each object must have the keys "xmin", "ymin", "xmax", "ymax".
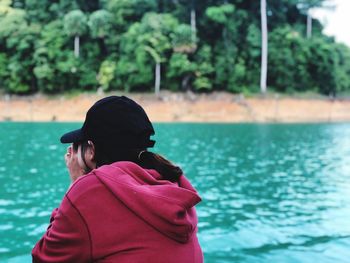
[{"xmin": 65, "ymin": 145, "xmax": 85, "ymax": 183}]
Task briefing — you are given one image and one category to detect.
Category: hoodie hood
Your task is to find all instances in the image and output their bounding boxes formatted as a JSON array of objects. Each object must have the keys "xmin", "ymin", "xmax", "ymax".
[{"xmin": 94, "ymin": 161, "xmax": 201, "ymax": 243}]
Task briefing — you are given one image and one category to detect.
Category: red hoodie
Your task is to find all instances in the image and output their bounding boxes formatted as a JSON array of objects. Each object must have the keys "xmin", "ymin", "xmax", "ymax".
[{"xmin": 32, "ymin": 161, "xmax": 203, "ymax": 262}]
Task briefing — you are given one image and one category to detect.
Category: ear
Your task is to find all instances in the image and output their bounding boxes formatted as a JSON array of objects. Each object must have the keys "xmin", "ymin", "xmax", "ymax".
[{"xmin": 87, "ymin": 140, "xmax": 96, "ymax": 162}]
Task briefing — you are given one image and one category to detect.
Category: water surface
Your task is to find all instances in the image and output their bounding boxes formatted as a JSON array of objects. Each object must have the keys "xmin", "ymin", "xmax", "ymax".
[{"xmin": 0, "ymin": 123, "xmax": 350, "ymax": 262}]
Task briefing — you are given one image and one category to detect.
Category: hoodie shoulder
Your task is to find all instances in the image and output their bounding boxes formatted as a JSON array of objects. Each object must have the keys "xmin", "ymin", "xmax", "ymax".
[{"xmin": 94, "ymin": 161, "xmax": 202, "ymax": 243}]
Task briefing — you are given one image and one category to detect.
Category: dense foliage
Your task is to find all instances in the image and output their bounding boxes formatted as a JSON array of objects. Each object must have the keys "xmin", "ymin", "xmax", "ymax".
[{"xmin": 0, "ymin": 0, "xmax": 349, "ymax": 95}]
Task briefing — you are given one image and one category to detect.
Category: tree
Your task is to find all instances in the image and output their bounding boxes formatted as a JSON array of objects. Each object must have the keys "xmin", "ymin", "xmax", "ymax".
[
  {"xmin": 145, "ymin": 46, "xmax": 162, "ymax": 95},
  {"xmin": 268, "ymin": 26, "xmax": 311, "ymax": 92},
  {"xmin": 190, "ymin": 0, "xmax": 197, "ymax": 43},
  {"xmin": 295, "ymin": 0, "xmax": 330, "ymax": 38},
  {"xmin": 139, "ymin": 13, "xmax": 176, "ymax": 94},
  {"xmin": 106, "ymin": 0, "xmax": 156, "ymax": 30},
  {"xmin": 168, "ymin": 24, "xmax": 197, "ymax": 91},
  {"xmin": 88, "ymin": 10, "xmax": 113, "ymax": 39},
  {"xmin": 1, "ymin": 0, "xmax": 350, "ymax": 96},
  {"xmin": 260, "ymin": 0, "xmax": 268, "ymax": 93},
  {"xmin": 171, "ymin": 24, "xmax": 197, "ymax": 53},
  {"xmin": 97, "ymin": 60, "xmax": 117, "ymax": 91},
  {"xmin": 192, "ymin": 45, "xmax": 214, "ymax": 91},
  {"xmin": 0, "ymin": 53, "xmax": 9, "ymax": 89},
  {"xmin": 117, "ymin": 13, "xmax": 179, "ymax": 93},
  {"xmin": 205, "ymin": 4, "xmax": 247, "ymax": 92},
  {"xmin": 308, "ymin": 38, "xmax": 350, "ymax": 96},
  {"xmin": 63, "ymin": 10, "xmax": 87, "ymax": 58},
  {"xmin": 88, "ymin": 10, "xmax": 113, "ymax": 57},
  {"xmin": 33, "ymin": 20, "xmax": 76, "ymax": 92},
  {"xmin": 0, "ymin": 4, "xmax": 40, "ymax": 93},
  {"xmin": 23, "ymin": 0, "xmax": 59, "ymax": 23}
]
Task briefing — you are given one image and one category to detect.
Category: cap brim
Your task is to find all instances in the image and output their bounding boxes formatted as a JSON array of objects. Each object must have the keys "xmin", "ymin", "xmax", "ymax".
[{"xmin": 60, "ymin": 129, "xmax": 84, "ymax": 143}]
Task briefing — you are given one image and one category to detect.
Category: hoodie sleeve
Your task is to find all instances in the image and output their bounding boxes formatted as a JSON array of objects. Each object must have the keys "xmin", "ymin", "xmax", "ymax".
[{"xmin": 32, "ymin": 195, "xmax": 92, "ymax": 263}]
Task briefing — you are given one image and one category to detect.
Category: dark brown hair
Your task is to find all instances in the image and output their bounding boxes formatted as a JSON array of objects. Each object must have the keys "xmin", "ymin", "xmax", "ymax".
[
  {"xmin": 73, "ymin": 141, "xmax": 94, "ymax": 174},
  {"xmin": 136, "ymin": 151, "xmax": 183, "ymax": 182},
  {"xmin": 76, "ymin": 141, "xmax": 182, "ymax": 182}
]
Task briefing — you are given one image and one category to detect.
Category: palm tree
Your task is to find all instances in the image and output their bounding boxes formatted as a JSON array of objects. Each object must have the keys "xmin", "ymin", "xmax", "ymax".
[
  {"xmin": 190, "ymin": 0, "xmax": 197, "ymax": 43},
  {"xmin": 88, "ymin": 10, "xmax": 113, "ymax": 56},
  {"xmin": 64, "ymin": 10, "xmax": 87, "ymax": 58},
  {"xmin": 306, "ymin": 1, "xmax": 335, "ymax": 38},
  {"xmin": 260, "ymin": 0, "xmax": 268, "ymax": 93},
  {"xmin": 144, "ymin": 46, "xmax": 162, "ymax": 96}
]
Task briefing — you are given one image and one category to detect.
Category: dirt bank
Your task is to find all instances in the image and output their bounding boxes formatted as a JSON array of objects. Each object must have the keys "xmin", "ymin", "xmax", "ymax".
[{"xmin": 0, "ymin": 92, "xmax": 349, "ymax": 123}]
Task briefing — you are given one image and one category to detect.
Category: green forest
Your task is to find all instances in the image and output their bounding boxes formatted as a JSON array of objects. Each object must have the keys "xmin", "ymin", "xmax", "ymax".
[{"xmin": 0, "ymin": 0, "xmax": 349, "ymax": 95}]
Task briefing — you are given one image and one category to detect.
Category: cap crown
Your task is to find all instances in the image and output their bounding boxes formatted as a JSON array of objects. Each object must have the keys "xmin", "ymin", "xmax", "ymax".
[
  {"xmin": 60, "ymin": 96, "xmax": 155, "ymax": 148},
  {"xmin": 83, "ymin": 96, "xmax": 155, "ymax": 148}
]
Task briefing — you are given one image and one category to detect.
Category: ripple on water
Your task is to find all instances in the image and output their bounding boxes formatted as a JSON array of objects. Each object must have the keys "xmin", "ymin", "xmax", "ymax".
[
  {"xmin": 29, "ymin": 168, "xmax": 38, "ymax": 174},
  {"xmin": 0, "ymin": 248, "xmax": 10, "ymax": 253},
  {"xmin": 0, "ymin": 199, "xmax": 15, "ymax": 206},
  {"xmin": 28, "ymin": 223, "xmax": 48, "ymax": 236},
  {"xmin": 0, "ymin": 224, "xmax": 14, "ymax": 231},
  {"xmin": 48, "ymin": 145, "xmax": 58, "ymax": 150}
]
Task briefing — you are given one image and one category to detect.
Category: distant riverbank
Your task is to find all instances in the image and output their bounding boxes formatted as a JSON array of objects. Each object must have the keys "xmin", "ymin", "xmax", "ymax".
[{"xmin": 0, "ymin": 91, "xmax": 349, "ymax": 123}]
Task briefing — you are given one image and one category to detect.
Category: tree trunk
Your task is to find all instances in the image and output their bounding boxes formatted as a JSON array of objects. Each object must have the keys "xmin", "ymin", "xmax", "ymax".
[
  {"xmin": 158, "ymin": 0, "xmax": 164, "ymax": 12},
  {"xmin": 307, "ymin": 12, "xmax": 312, "ymax": 38},
  {"xmin": 260, "ymin": 0, "xmax": 268, "ymax": 93},
  {"xmin": 181, "ymin": 74, "xmax": 192, "ymax": 91},
  {"xmin": 191, "ymin": 0, "xmax": 196, "ymax": 43},
  {"xmin": 155, "ymin": 62, "xmax": 161, "ymax": 96},
  {"xmin": 98, "ymin": 38, "xmax": 107, "ymax": 58},
  {"xmin": 74, "ymin": 36, "xmax": 80, "ymax": 58}
]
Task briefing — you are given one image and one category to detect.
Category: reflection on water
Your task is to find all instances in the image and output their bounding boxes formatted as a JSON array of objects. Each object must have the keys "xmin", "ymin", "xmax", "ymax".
[{"xmin": 0, "ymin": 123, "xmax": 350, "ymax": 262}]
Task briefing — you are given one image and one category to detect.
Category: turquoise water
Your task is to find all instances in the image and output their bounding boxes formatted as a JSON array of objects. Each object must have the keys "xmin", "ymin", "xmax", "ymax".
[{"xmin": 0, "ymin": 123, "xmax": 350, "ymax": 262}]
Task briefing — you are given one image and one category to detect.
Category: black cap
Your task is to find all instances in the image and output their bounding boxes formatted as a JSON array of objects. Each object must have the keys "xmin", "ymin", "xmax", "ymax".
[{"xmin": 60, "ymin": 96, "xmax": 155, "ymax": 148}]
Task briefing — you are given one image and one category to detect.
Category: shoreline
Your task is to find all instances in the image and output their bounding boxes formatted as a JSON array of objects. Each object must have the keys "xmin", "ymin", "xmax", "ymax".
[{"xmin": 0, "ymin": 92, "xmax": 349, "ymax": 123}]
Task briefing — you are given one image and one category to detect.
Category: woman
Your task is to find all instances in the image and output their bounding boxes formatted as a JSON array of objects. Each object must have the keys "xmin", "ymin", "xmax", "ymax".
[{"xmin": 32, "ymin": 96, "xmax": 203, "ymax": 262}]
